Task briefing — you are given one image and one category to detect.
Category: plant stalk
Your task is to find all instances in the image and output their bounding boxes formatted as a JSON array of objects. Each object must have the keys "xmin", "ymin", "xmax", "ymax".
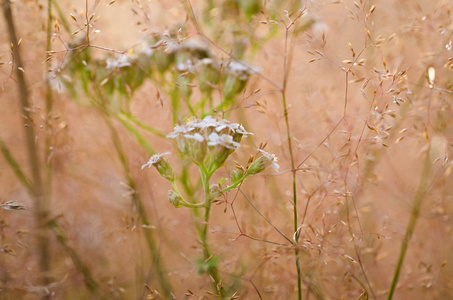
[
  {"xmin": 102, "ymin": 113, "xmax": 173, "ymax": 298},
  {"xmin": 198, "ymin": 170, "xmax": 225, "ymax": 297},
  {"xmin": 2, "ymin": 1, "xmax": 51, "ymax": 296},
  {"xmin": 387, "ymin": 146, "xmax": 431, "ymax": 299}
]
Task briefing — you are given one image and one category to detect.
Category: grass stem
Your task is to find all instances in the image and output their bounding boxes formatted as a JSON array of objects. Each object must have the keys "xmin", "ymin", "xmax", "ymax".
[
  {"xmin": 101, "ymin": 106, "xmax": 173, "ymax": 298},
  {"xmin": 387, "ymin": 146, "xmax": 431, "ymax": 299},
  {"xmin": 2, "ymin": 2, "xmax": 50, "ymax": 296}
]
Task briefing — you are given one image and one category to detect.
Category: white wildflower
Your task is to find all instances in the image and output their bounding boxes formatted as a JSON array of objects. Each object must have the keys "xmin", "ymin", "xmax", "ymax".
[
  {"xmin": 257, "ymin": 149, "xmax": 279, "ymax": 172},
  {"xmin": 198, "ymin": 58, "xmax": 214, "ymax": 65},
  {"xmin": 207, "ymin": 132, "xmax": 240, "ymax": 149},
  {"xmin": 106, "ymin": 55, "xmax": 131, "ymax": 70},
  {"xmin": 139, "ymin": 44, "xmax": 154, "ymax": 57},
  {"xmin": 167, "ymin": 123, "xmax": 196, "ymax": 139},
  {"xmin": 184, "ymin": 133, "xmax": 205, "ymax": 142},
  {"xmin": 228, "ymin": 61, "xmax": 249, "ymax": 73},
  {"xmin": 246, "ymin": 149, "xmax": 279, "ymax": 175},
  {"xmin": 235, "ymin": 125, "xmax": 253, "ymax": 136},
  {"xmin": 194, "ymin": 116, "xmax": 218, "ymax": 130},
  {"xmin": 175, "ymin": 59, "xmax": 194, "ymax": 72},
  {"xmin": 142, "ymin": 152, "xmax": 174, "ymax": 181},
  {"xmin": 47, "ymin": 70, "xmax": 65, "ymax": 94},
  {"xmin": 141, "ymin": 152, "xmax": 171, "ymax": 169},
  {"xmin": 46, "ymin": 61, "xmax": 70, "ymax": 94},
  {"xmin": 226, "ymin": 61, "xmax": 261, "ymax": 80}
]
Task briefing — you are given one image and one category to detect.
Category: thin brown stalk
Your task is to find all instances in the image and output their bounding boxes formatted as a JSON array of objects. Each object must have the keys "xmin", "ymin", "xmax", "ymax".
[{"xmin": 2, "ymin": 1, "xmax": 51, "ymax": 296}]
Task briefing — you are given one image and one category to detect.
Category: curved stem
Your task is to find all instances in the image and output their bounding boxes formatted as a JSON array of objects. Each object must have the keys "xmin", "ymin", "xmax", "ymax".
[
  {"xmin": 171, "ymin": 181, "xmax": 207, "ymax": 208},
  {"xmin": 221, "ymin": 175, "xmax": 248, "ymax": 194}
]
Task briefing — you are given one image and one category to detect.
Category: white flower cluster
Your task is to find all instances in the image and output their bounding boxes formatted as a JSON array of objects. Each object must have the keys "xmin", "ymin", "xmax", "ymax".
[
  {"xmin": 106, "ymin": 55, "xmax": 132, "ymax": 70},
  {"xmin": 207, "ymin": 132, "xmax": 239, "ymax": 149},
  {"xmin": 226, "ymin": 61, "xmax": 261, "ymax": 81},
  {"xmin": 167, "ymin": 116, "xmax": 252, "ymax": 150},
  {"xmin": 174, "ymin": 58, "xmax": 260, "ymax": 81}
]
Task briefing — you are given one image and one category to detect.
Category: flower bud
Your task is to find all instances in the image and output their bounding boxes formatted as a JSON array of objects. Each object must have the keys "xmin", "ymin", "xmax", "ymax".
[
  {"xmin": 209, "ymin": 184, "xmax": 222, "ymax": 198},
  {"xmin": 142, "ymin": 152, "xmax": 175, "ymax": 181},
  {"xmin": 246, "ymin": 149, "xmax": 279, "ymax": 175},
  {"xmin": 230, "ymin": 169, "xmax": 245, "ymax": 183},
  {"xmin": 168, "ymin": 190, "xmax": 183, "ymax": 208},
  {"xmin": 231, "ymin": 124, "xmax": 253, "ymax": 144},
  {"xmin": 247, "ymin": 157, "xmax": 270, "ymax": 175}
]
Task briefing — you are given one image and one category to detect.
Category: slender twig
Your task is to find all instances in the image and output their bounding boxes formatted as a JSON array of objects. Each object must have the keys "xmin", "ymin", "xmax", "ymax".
[
  {"xmin": 0, "ymin": 139, "xmax": 32, "ymax": 192},
  {"xmin": 114, "ymin": 112, "xmax": 156, "ymax": 155},
  {"xmin": 119, "ymin": 111, "xmax": 166, "ymax": 138},
  {"xmin": 239, "ymin": 190, "xmax": 293, "ymax": 245},
  {"xmin": 387, "ymin": 146, "xmax": 431, "ymax": 299},
  {"xmin": 85, "ymin": 0, "xmax": 90, "ymax": 44},
  {"xmin": 281, "ymin": 15, "xmax": 302, "ymax": 300},
  {"xmin": 48, "ymin": 219, "xmax": 99, "ymax": 293}
]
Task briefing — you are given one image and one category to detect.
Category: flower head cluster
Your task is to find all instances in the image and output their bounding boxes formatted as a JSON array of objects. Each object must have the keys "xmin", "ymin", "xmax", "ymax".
[
  {"xmin": 167, "ymin": 116, "xmax": 252, "ymax": 146},
  {"xmin": 142, "ymin": 119, "xmax": 280, "ymax": 210},
  {"xmin": 167, "ymin": 116, "xmax": 252, "ymax": 169}
]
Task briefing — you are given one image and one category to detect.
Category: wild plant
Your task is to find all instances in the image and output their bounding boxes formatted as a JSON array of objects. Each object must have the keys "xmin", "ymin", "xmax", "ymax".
[{"xmin": 142, "ymin": 116, "xmax": 279, "ymax": 296}]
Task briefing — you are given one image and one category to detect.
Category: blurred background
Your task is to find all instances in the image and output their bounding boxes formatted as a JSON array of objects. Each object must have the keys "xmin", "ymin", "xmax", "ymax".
[{"xmin": 1, "ymin": 0, "xmax": 453, "ymax": 299}]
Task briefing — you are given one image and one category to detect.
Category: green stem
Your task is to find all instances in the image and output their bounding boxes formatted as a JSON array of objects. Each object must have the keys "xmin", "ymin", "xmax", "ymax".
[
  {"xmin": 102, "ymin": 110, "xmax": 173, "ymax": 298},
  {"xmin": 281, "ymin": 89, "xmax": 302, "ymax": 299},
  {"xmin": 48, "ymin": 220, "xmax": 99, "ymax": 293},
  {"xmin": 221, "ymin": 175, "xmax": 248, "ymax": 194},
  {"xmin": 170, "ymin": 88, "xmax": 180, "ymax": 124},
  {"xmin": 50, "ymin": 0, "xmax": 71, "ymax": 34},
  {"xmin": 114, "ymin": 112, "xmax": 156, "ymax": 154},
  {"xmin": 43, "ymin": 0, "xmax": 54, "ymax": 284},
  {"xmin": 0, "ymin": 139, "xmax": 32, "ymax": 192},
  {"xmin": 119, "ymin": 111, "xmax": 166, "ymax": 138},
  {"xmin": 197, "ymin": 168, "xmax": 226, "ymax": 297},
  {"xmin": 171, "ymin": 181, "xmax": 206, "ymax": 208},
  {"xmin": 387, "ymin": 146, "xmax": 431, "ymax": 299},
  {"xmin": 281, "ymin": 19, "xmax": 303, "ymax": 297}
]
